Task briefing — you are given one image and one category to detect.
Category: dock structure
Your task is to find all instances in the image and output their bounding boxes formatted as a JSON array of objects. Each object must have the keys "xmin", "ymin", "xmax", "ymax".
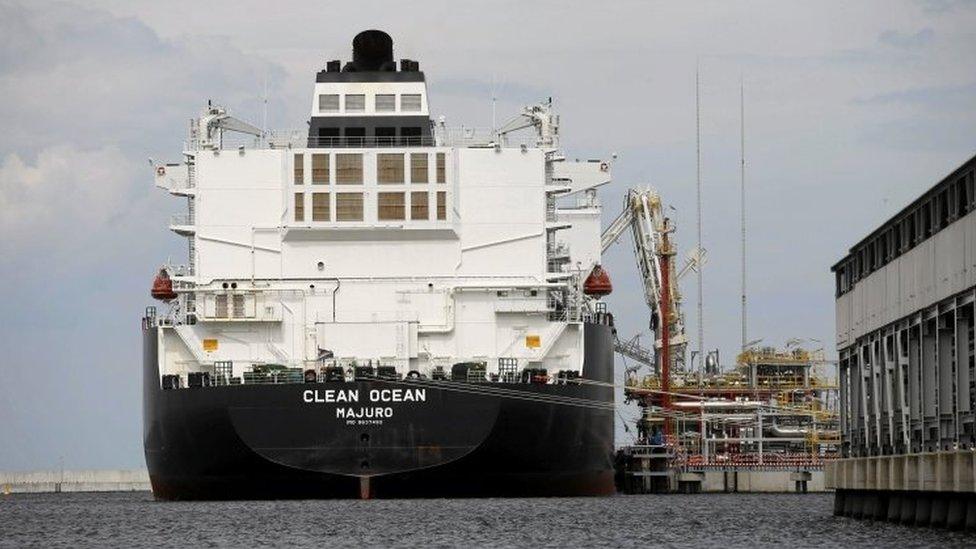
[
  {"xmin": 828, "ymin": 154, "xmax": 976, "ymax": 529},
  {"xmin": 0, "ymin": 470, "xmax": 150, "ymax": 494},
  {"xmin": 616, "ymin": 344, "xmax": 838, "ymax": 493}
]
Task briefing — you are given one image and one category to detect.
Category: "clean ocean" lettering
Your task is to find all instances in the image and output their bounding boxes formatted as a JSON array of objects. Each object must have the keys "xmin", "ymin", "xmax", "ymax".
[{"xmin": 301, "ymin": 388, "xmax": 427, "ymax": 404}]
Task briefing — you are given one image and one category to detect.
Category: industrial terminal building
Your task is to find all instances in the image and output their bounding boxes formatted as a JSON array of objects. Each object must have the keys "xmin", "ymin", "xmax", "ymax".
[{"xmin": 827, "ymin": 153, "xmax": 976, "ymax": 529}]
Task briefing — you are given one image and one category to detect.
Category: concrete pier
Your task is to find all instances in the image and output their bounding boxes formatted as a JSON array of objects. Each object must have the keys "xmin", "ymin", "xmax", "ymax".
[
  {"xmin": 828, "ymin": 451, "xmax": 976, "ymax": 530},
  {"xmin": 0, "ymin": 470, "xmax": 150, "ymax": 494},
  {"xmin": 834, "ymin": 489, "xmax": 976, "ymax": 530}
]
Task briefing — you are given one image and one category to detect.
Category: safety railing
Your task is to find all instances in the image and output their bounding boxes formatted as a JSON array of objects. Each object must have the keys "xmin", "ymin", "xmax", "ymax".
[
  {"xmin": 676, "ymin": 452, "xmax": 834, "ymax": 472},
  {"xmin": 170, "ymin": 213, "xmax": 194, "ymax": 226},
  {"xmin": 186, "ymin": 127, "xmax": 542, "ymax": 151},
  {"xmin": 158, "ymin": 362, "xmax": 589, "ymax": 390}
]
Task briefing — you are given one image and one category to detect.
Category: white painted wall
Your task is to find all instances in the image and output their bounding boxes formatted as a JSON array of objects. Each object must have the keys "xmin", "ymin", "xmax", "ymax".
[
  {"xmin": 163, "ymin": 143, "xmax": 585, "ymax": 378},
  {"xmin": 837, "ymin": 209, "xmax": 976, "ymax": 348}
]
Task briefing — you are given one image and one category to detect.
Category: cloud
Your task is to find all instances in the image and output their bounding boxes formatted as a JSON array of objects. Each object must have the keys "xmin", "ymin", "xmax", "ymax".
[
  {"xmin": 918, "ymin": 0, "xmax": 976, "ymax": 14},
  {"xmin": 0, "ymin": 145, "xmax": 145, "ymax": 251},
  {"xmin": 0, "ymin": 1, "xmax": 289, "ymax": 471},
  {"xmin": 878, "ymin": 28, "xmax": 935, "ymax": 48},
  {"xmin": 0, "ymin": 1, "xmax": 285, "ymax": 158},
  {"xmin": 852, "ymin": 81, "xmax": 976, "ymax": 107}
]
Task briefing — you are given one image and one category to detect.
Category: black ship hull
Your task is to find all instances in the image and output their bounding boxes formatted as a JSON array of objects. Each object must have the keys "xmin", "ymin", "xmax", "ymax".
[{"xmin": 143, "ymin": 322, "xmax": 615, "ymax": 500}]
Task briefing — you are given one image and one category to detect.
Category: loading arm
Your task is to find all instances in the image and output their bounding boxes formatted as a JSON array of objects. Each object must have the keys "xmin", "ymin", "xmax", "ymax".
[{"xmin": 601, "ymin": 188, "xmax": 692, "ymax": 367}]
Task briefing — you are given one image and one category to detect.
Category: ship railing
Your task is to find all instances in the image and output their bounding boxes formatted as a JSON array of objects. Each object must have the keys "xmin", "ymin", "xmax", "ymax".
[
  {"xmin": 185, "ymin": 127, "xmax": 542, "ymax": 151},
  {"xmin": 158, "ymin": 359, "xmax": 593, "ymax": 390},
  {"xmin": 170, "ymin": 213, "xmax": 194, "ymax": 226}
]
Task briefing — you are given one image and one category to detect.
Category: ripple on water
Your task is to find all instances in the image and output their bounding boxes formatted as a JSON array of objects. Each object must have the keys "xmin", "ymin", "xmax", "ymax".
[{"xmin": 0, "ymin": 492, "xmax": 971, "ymax": 548}]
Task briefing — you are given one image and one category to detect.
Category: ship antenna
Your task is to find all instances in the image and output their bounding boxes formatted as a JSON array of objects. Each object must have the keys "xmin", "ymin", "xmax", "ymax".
[
  {"xmin": 695, "ymin": 59, "xmax": 705, "ymax": 384},
  {"xmin": 491, "ymin": 75, "xmax": 497, "ymax": 135},
  {"xmin": 262, "ymin": 73, "xmax": 269, "ymax": 137}
]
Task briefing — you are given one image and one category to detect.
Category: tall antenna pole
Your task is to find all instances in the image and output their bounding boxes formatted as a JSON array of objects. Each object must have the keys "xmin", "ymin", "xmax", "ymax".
[
  {"xmin": 695, "ymin": 62, "xmax": 705, "ymax": 381},
  {"xmin": 261, "ymin": 74, "xmax": 269, "ymax": 137},
  {"xmin": 740, "ymin": 78, "xmax": 747, "ymax": 351},
  {"xmin": 491, "ymin": 75, "xmax": 497, "ymax": 135}
]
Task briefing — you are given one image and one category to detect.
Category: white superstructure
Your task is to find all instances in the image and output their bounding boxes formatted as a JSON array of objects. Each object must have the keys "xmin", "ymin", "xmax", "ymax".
[{"xmin": 149, "ymin": 34, "xmax": 614, "ymax": 386}]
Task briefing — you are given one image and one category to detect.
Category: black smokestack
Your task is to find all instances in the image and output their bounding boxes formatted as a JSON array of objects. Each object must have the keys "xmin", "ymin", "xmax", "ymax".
[{"xmin": 351, "ymin": 30, "xmax": 394, "ymax": 71}]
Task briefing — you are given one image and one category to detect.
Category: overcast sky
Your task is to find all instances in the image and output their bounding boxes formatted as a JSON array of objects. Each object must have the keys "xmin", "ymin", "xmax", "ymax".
[{"xmin": 1, "ymin": 0, "xmax": 975, "ymax": 470}]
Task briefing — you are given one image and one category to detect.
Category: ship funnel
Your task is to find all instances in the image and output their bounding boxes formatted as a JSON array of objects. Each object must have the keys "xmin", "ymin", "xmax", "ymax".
[{"xmin": 351, "ymin": 30, "xmax": 394, "ymax": 71}]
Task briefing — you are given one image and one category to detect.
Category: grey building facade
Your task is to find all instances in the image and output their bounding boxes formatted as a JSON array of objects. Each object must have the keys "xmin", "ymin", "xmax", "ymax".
[{"xmin": 827, "ymin": 154, "xmax": 976, "ymax": 528}]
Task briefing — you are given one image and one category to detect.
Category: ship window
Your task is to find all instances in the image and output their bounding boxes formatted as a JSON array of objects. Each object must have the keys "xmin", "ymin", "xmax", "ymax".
[
  {"xmin": 411, "ymin": 191, "xmax": 428, "ymax": 220},
  {"xmin": 215, "ymin": 294, "xmax": 228, "ymax": 318},
  {"xmin": 336, "ymin": 192, "xmax": 363, "ymax": 221},
  {"xmin": 232, "ymin": 294, "xmax": 246, "ymax": 318},
  {"xmin": 377, "ymin": 153, "xmax": 405, "ymax": 184},
  {"xmin": 335, "ymin": 154, "xmax": 363, "ymax": 184},
  {"xmin": 345, "ymin": 94, "xmax": 365, "ymax": 112},
  {"xmin": 410, "ymin": 153, "xmax": 428, "ymax": 183},
  {"xmin": 311, "ymin": 154, "xmax": 329, "ymax": 184},
  {"xmin": 294, "ymin": 193, "xmax": 305, "ymax": 222},
  {"xmin": 319, "ymin": 94, "xmax": 339, "ymax": 113},
  {"xmin": 312, "ymin": 192, "xmax": 330, "ymax": 221},
  {"xmin": 378, "ymin": 192, "xmax": 405, "ymax": 220},
  {"xmin": 401, "ymin": 126, "xmax": 422, "ymax": 146},
  {"xmin": 436, "ymin": 153, "xmax": 446, "ymax": 183},
  {"xmin": 376, "ymin": 127, "xmax": 396, "ymax": 146},
  {"xmin": 401, "ymin": 94, "xmax": 422, "ymax": 112},
  {"xmin": 436, "ymin": 191, "xmax": 447, "ymax": 220},
  {"xmin": 375, "ymin": 94, "xmax": 395, "ymax": 112},
  {"xmin": 293, "ymin": 153, "xmax": 304, "ymax": 184},
  {"xmin": 317, "ymin": 127, "xmax": 339, "ymax": 147},
  {"xmin": 345, "ymin": 127, "xmax": 366, "ymax": 147}
]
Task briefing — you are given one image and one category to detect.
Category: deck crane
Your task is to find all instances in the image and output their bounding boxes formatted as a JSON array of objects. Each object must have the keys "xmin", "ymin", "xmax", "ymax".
[
  {"xmin": 494, "ymin": 100, "xmax": 559, "ymax": 147},
  {"xmin": 194, "ymin": 102, "xmax": 264, "ymax": 150},
  {"xmin": 602, "ymin": 188, "xmax": 704, "ymax": 375}
]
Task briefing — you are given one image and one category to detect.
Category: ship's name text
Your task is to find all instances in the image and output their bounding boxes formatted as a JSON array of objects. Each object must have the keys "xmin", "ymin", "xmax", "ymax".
[{"xmin": 302, "ymin": 388, "xmax": 427, "ymax": 404}]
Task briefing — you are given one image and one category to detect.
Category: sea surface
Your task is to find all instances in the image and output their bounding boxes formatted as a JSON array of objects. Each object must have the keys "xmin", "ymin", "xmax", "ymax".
[{"xmin": 0, "ymin": 492, "xmax": 971, "ymax": 548}]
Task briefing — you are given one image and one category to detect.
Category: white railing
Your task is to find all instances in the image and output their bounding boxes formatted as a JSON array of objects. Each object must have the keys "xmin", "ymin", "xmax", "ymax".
[
  {"xmin": 160, "ymin": 364, "xmax": 591, "ymax": 389},
  {"xmin": 170, "ymin": 213, "xmax": 194, "ymax": 226},
  {"xmin": 185, "ymin": 127, "xmax": 542, "ymax": 151}
]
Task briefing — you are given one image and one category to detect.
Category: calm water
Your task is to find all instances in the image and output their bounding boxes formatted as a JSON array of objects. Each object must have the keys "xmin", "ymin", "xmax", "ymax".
[{"xmin": 0, "ymin": 492, "xmax": 971, "ymax": 548}]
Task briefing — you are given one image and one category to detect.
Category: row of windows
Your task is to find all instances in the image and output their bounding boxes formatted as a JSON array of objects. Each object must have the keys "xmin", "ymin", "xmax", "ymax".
[
  {"xmin": 293, "ymin": 152, "xmax": 445, "ymax": 185},
  {"xmin": 835, "ymin": 167, "xmax": 975, "ymax": 297},
  {"xmin": 310, "ymin": 126, "xmax": 426, "ymax": 147},
  {"xmin": 317, "ymin": 93, "xmax": 422, "ymax": 114},
  {"xmin": 293, "ymin": 191, "xmax": 447, "ymax": 223}
]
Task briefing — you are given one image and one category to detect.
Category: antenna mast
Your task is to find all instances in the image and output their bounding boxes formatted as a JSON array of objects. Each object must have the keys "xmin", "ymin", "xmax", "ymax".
[
  {"xmin": 740, "ymin": 78, "xmax": 747, "ymax": 351},
  {"xmin": 261, "ymin": 74, "xmax": 269, "ymax": 136},
  {"xmin": 490, "ymin": 75, "xmax": 498, "ymax": 135},
  {"xmin": 695, "ymin": 62, "xmax": 705, "ymax": 381}
]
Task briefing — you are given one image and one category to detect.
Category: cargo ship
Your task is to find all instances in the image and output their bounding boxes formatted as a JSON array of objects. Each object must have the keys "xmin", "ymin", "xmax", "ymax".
[{"xmin": 144, "ymin": 30, "xmax": 618, "ymax": 499}]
